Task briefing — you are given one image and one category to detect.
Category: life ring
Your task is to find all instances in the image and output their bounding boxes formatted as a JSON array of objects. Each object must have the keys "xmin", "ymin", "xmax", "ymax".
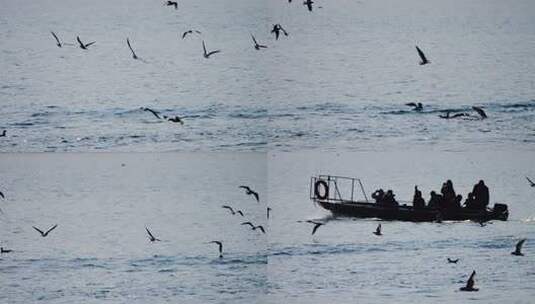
[{"xmin": 314, "ymin": 180, "xmax": 329, "ymax": 199}]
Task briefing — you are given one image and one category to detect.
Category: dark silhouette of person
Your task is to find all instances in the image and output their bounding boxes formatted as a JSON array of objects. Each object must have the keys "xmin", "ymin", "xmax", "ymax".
[
  {"xmin": 412, "ymin": 186, "xmax": 425, "ymax": 208},
  {"xmin": 472, "ymin": 180, "xmax": 489, "ymax": 210},
  {"xmin": 383, "ymin": 190, "xmax": 398, "ymax": 206},
  {"xmin": 453, "ymin": 194, "xmax": 463, "ymax": 210},
  {"xmin": 428, "ymin": 191, "xmax": 442, "ymax": 209},
  {"xmin": 372, "ymin": 189, "xmax": 385, "ymax": 204},
  {"xmin": 464, "ymin": 192, "xmax": 477, "ymax": 209}
]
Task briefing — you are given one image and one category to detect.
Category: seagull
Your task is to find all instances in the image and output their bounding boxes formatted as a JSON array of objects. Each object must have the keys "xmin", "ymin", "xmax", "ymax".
[
  {"xmin": 254, "ymin": 225, "xmax": 266, "ymax": 233},
  {"xmin": 0, "ymin": 190, "xmax": 4, "ymax": 199},
  {"xmin": 222, "ymin": 205, "xmax": 236, "ymax": 215},
  {"xmin": 241, "ymin": 221, "xmax": 255, "ymax": 229},
  {"xmin": 267, "ymin": 207, "xmax": 272, "ymax": 219},
  {"xmin": 236, "ymin": 210, "xmax": 244, "ymax": 216},
  {"xmin": 209, "ymin": 240, "xmax": 223, "ymax": 258},
  {"xmin": 271, "ymin": 24, "xmax": 288, "ymax": 40},
  {"xmin": 415, "ymin": 45, "xmax": 430, "ymax": 65},
  {"xmin": 311, "ymin": 222, "xmax": 323, "ymax": 235},
  {"xmin": 202, "ymin": 40, "xmax": 221, "ymax": 59},
  {"xmin": 447, "ymin": 258, "xmax": 459, "ymax": 264},
  {"xmin": 251, "ymin": 34, "xmax": 267, "ymax": 50},
  {"xmin": 459, "ymin": 270, "xmax": 479, "ymax": 292},
  {"xmin": 526, "ymin": 177, "xmax": 535, "ymax": 187},
  {"xmin": 239, "ymin": 186, "xmax": 259, "ymax": 202},
  {"xmin": 77, "ymin": 36, "xmax": 96, "ymax": 50},
  {"xmin": 373, "ymin": 224, "xmax": 382, "ymax": 236},
  {"xmin": 182, "ymin": 30, "xmax": 201, "ymax": 39},
  {"xmin": 472, "ymin": 106, "xmax": 487, "ymax": 119},
  {"xmin": 405, "ymin": 102, "xmax": 423, "ymax": 111},
  {"xmin": 165, "ymin": 1, "xmax": 178, "ymax": 9},
  {"xmin": 0, "ymin": 130, "xmax": 6, "ymax": 137},
  {"xmin": 511, "ymin": 239, "xmax": 526, "ymax": 256},
  {"xmin": 32, "ymin": 224, "xmax": 58, "ymax": 237},
  {"xmin": 141, "ymin": 107, "xmax": 162, "ymax": 119},
  {"xmin": 50, "ymin": 31, "xmax": 63, "ymax": 47},
  {"xmin": 166, "ymin": 116, "xmax": 184, "ymax": 125},
  {"xmin": 145, "ymin": 227, "xmax": 161, "ymax": 242},
  {"xmin": 303, "ymin": 0, "xmax": 314, "ymax": 11},
  {"xmin": 126, "ymin": 38, "xmax": 138, "ymax": 60},
  {"xmin": 0, "ymin": 247, "xmax": 12, "ymax": 254}
]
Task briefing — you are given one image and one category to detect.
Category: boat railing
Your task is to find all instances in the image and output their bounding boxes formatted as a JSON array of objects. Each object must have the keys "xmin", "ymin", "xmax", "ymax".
[{"xmin": 310, "ymin": 175, "xmax": 369, "ymax": 204}]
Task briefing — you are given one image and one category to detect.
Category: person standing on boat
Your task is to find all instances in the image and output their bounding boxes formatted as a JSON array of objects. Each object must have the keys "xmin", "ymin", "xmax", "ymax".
[
  {"xmin": 440, "ymin": 180, "xmax": 456, "ymax": 209},
  {"xmin": 472, "ymin": 180, "xmax": 489, "ymax": 210},
  {"xmin": 412, "ymin": 185, "xmax": 425, "ymax": 208}
]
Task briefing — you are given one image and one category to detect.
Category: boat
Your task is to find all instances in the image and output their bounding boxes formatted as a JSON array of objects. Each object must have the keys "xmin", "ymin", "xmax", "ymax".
[{"xmin": 309, "ymin": 175, "xmax": 509, "ymax": 222}]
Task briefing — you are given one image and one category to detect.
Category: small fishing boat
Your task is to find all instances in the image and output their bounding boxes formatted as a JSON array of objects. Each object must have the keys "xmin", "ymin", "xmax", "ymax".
[{"xmin": 310, "ymin": 175, "xmax": 509, "ymax": 222}]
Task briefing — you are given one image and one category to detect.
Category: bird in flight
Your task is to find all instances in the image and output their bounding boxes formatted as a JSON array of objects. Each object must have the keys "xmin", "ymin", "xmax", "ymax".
[
  {"xmin": 526, "ymin": 177, "xmax": 535, "ymax": 187},
  {"xmin": 50, "ymin": 31, "xmax": 65, "ymax": 48},
  {"xmin": 447, "ymin": 258, "xmax": 459, "ymax": 264},
  {"xmin": 202, "ymin": 40, "xmax": 221, "ymax": 59},
  {"xmin": 472, "ymin": 106, "xmax": 488, "ymax": 119},
  {"xmin": 0, "ymin": 130, "xmax": 6, "ymax": 137},
  {"xmin": 373, "ymin": 224, "xmax": 382, "ymax": 236},
  {"xmin": 405, "ymin": 102, "xmax": 423, "ymax": 112},
  {"xmin": 239, "ymin": 186, "xmax": 259, "ymax": 202},
  {"xmin": 303, "ymin": 0, "xmax": 314, "ymax": 11},
  {"xmin": 415, "ymin": 45, "xmax": 430, "ymax": 65},
  {"xmin": 0, "ymin": 190, "xmax": 4, "ymax": 199},
  {"xmin": 77, "ymin": 36, "xmax": 96, "ymax": 50},
  {"xmin": 33, "ymin": 224, "xmax": 58, "ymax": 237},
  {"xmin": 126, "ymin": 38, "xmax": 138, "ymax": 60},
  {"xmin": 251, "ymin": 34, "xmax": 267, "ymax": 50},
  {"xmin": 1, "ymin": 247, "xmax": 13, "ymax": 254},
  {"xmin": 222, "ymin": 205, "xmax": 236, "ymax": 215},
  {"xmin": 165, "ymin": 1, "xmax": 178, "ymax": 9},
  {"xmin": 459, "ymin": 270, "xmax": 479, "ymax": 292},
  {"xmin": 141, "ymin": 107, "xmax": 162, "ymax": 119},
  {"xmin": 241, "ymin": 222, "xmax": 266, "ymax": 233},
  {"xmin": 271, "ymin": 24, "xmax": 288, "ymax": 40},
  {"xmin": 209, "ymin": 240, "xmax": 223, "ymax": 258},
  {"xmin": 310, "ymin": 221, "xmax": 323, "ymax": 235},
  {"xmin": 145, "ymin": 227, "xmax": 161, "ymax": 242},
  {"xmin": 511, "ymin": 239, "xmax": 526, "ymax": 256},
  {"xmin": 182, "ymin": 30, "xmax": 201, "ymax": 39}
]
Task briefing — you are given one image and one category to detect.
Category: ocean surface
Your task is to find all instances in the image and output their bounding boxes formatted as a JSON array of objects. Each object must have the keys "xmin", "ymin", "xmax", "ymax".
[
  {"xmin": 1, "ymin": 0, "xmax": 535, "ymax": 151},
  {"xmin": 1, "ymin": 152, "xmax": 534, "ymax": 303}
]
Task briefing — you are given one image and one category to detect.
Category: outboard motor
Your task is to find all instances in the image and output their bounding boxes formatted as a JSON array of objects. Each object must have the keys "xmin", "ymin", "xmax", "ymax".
[{"xmin": 493, "ymin": 203, "xmax": 509, "ymax": 220}]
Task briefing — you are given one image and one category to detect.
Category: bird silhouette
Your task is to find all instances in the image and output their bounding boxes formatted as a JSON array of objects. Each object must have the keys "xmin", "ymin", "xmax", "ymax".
[
  {"xmin": 239, "ymin": 186, "xmax": 259, "ymax": 202},
  {"xmin": 472, "ymin": 106, "xmax": 488, "ymax": 119},
  {"xmin": 511, "ymin": 239, "xmax": 526, "ymax": 256},
  {"xmin": 267, "ymin": 207, "xmax": 272, "ymax": 219},
  {"xmin": 311, "ymin": 222, "xmax": 323, "ymax": 235},
  {"xmin": 373, "ymin": 224, "xmax": 382, "ymax": 236},
  {"xmin": 165, "ymin": 1, "xmax": 178, "ymax": 9},
  {"xmin": 415, "ymin": 45, "xmax": 430, "ymax": 65},
  {"xmin": 447, "ymin": 258, "xmax": 459, "ymax": 264},
  {"xmin": 251, "ymin": 34, "xmax": 267, "ymax": 50},
  {"xmin": 1, "ymin": 247, "xmax": 13, "ymax": 254},
  {"xmin": 0, "ymin": 190, "xmax": 4, "ymax": 199},
  {"xmin": 271, "ymin": 24, "xmax": 288, "ymax": 40},
  {"xmin": 459, "ymin": 270, "xmax": 478, "ymax": 291},
  {"xmin": 126, "ymin": 38, "xmax": 138, "ymax": 59},
  {"xmin": 33, "ymin": 224, "xmax": 58, "ymax": 237},
  {"xmin": 0, "ymin": 130, "xmax": 6, "ymax": 137},
  {"xmin": 141, "ymin": 107, "xmax": 162, "ymax": 119},
  {"xmin": 145, "ymin": 227, "xmax": 161, "ymax": 242},
  {"xmin": 77, "ymin": 36, "xmax": 96, "ymax": 50},
  {"xmin": 50, "ymin": 31, "xmax": 63, "ymax": 48},
  {"xmin": 182, "ymin": 30, "xmax": 201, "ymax": 39},
  {"xmin": 165, "ymin": 115, "xmax": 184, "ymax": 125},
  {"xmin": 222, "ymin": 205, "xmax": 236, "ymax": 215},
  {"xmin": 202, "ymin": 40, "xmax": 221, "ymax": 59},
  {"xmin": 526, "ymin": 177, "xmax": 535, "ymax": 187},
  {"xmin": 209, "ymin": 241, "xmax": 223, "ymax": 258},
  {"xmin": 405, "ymin": 102, "xmax": 423, "ymax": 111},
  {"xmin": 303, "ymin": 0, "xmax": 314, "ymax": 11}
]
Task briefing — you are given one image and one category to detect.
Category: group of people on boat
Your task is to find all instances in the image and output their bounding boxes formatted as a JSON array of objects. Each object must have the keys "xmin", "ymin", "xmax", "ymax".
[{"xmin": 372, "ymin": 180, "xmax": 490, "ymax": 211}]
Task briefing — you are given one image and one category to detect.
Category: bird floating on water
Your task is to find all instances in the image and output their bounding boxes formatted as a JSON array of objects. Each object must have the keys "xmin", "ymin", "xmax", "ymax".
[
  {"xmin": 526, "ymin": 177, "xmax": 535, "ymax": 187},
  {"xmin": 145, "ymin": 227, "xmax": 161, "ymax": 242},
  {"xmin": 239, "ymin": 186, "xmax": 259, "ymax": 202},
  {"xmin": 511, "ymin": 239, "xmax": 526, "ymax": 256},
  {"xmin": 209, "ymin": 240, "xmax": 223, "ymax": 258},
  {"xmin": 373, "ymin": 224, "xmax": 382, "ymax": 236},
  {"xmin": 33, "ymin": 224, "xmax": 58, "ymax": 237},
  {"xmin": 126, "ymin": 38, "xmax": 138, "ymax": 60},
  {"xmin": 251, "ymin": 34, "xmax": 267, "ymax": 50},
  {"xmin": 447, "ymin": 258, "xmax": 459, "ymax": 264},
  {"xmin": 459, "ymin": 270, "xmax": 479, "ymax": 292},
  {"xmin": 182, "ymin": 30, "xmax": 201, "ymax": 39},
  {"xmin": 415, "ymin": 45, "xmax": 430, "ymax": 65},
  {"xmin": 202, "ymin": 40, "xmax": 221, "ymax": 59},
  {"xmin": 77, "ymin": 36, "xmax": 96, "ymax": 50},
  {"xmin": 165, "ymin": 115, "xmax": 184, "ymax": 125}
]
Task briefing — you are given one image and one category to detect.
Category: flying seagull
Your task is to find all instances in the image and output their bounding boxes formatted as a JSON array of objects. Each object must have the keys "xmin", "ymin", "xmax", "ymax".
[
  {"xmin": 0, "ymin": 190, "xmax": 4, "ymax": 199},
  {"xmin": 77, "ymin": 36, "xmax": 96, "ymax": 50},
  {"xmin": 303, "ymin": 0, "xmax": 314, "ymax": 11},
  {"xmin": 141, "ymin": 107, "xmax": 162, "ymax": 119},
  {"xmin": 459, "ymin": 270, "xmax": 479, "ymax": 292},
  {"xmin": 145, "ymin": 227, "xmax": 161, "ymax": 242},
  {"xmin": 251, "ymin": 34, "xmax": 267, "ymax": 50},
  {"xmin": 526, "ymin": 177, "xmax": 535, "ymax": 187},
  {"xmin": 202, "ymin": 40, "xmax": 221, "ymax": 59},
  {"xmin": 267, "ymin": 207, "xmax": 272, "ymax": 219},
  {"xmin": 126, "ymin": 38, "xmax": 138, "ymax": 59},
  {"xmin": 472, "ymin": 106, "xmax": 487, "ymax": 119},
  {"xmin": 209, "ymin": 240, "xmax": 223, "ymax": 258},
  {"xmin": 165, "ymin": 1, "xmax": 178, "ymax": 9},
  {"xmin": 222, "ymin": 205, "xmax": 236, "ymax": 215},
  {"xmin": 373, "ymin": 224, "xmax": 382, "ymax": 236},
  {"xmin": 405, "ymin": 102, "xmax": 423, "ymax": 111},
  {"xmin": 311, "ymin": 222, "xmax": 323, "ymax": 235},
  {"xmin": 415, "ymin": 45, "xmax": 430, "ymax": 65},
  {"xmin": 271, "ymin": 24, "xmax": 288, "ymax": 40},
  {"xmin": 33, "ymin": 224, "xmax": 58, "ymax": 237},
  {"xmin": 0, "ymin": 130, "xmax": 6, "ymax": 137},
  {"xmin": 50, "ymin": 31, "xmax": 64, "ymax": 47},
  {"xmin": 182, "ymin": 30, "xmax": 201, "ymax": 39},
  {"xmin": 239, "ymin": 186, "xmax": 259, "ymax": 202},
  {"xmin": 511, "ymin": 239, "xmax": 526, "ymax": 256},
  {"xmin": 447, "ymin": 258, "xmax": 459, "ymax": 264},
  {"xmin": 0, "ymin": 247, "xmax": 13, "ymax": 254},
  {"xmin": 241, "ymin": 221, "xmax": 255, "ymax": 229}
]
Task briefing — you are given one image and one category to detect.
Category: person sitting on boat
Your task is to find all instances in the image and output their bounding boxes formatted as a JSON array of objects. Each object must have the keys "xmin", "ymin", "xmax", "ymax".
[
  {"xmin": 427, "ymin": 191, "xmax": 442, "ymax": 209},
  {"xmin": 452, "ymin": 194, "xmax": 463, "ymax": 210},
  {"xmin": 472, "ymin": 180, "xmax": 490, "ymax": 210},
  {"xmin": 412, "ymin": 185, "xmax": 426, "ymax": 208},
  {"xmin": 463, "ymin": 192, "xmax": 477, "ymax": 209},
  {"xmin": 383, "ymin": 190, "xmax": 398, "ymax": 206},
  {"xmin": 372, "ymin": 189, "xmax": 385, "ymax": 204}
]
